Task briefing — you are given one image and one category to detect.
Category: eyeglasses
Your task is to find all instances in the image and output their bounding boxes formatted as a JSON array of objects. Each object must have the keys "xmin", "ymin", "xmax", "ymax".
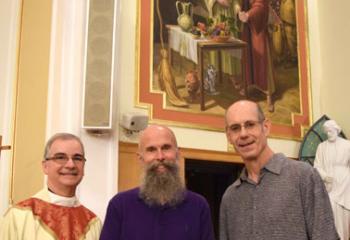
[
  {"xmin": 45, "ymin": 154, "xmax": 86, "ymax": 165},
  {"xmin": 227, "ymin": 120, "xmax": 264, "ymax": 135}
]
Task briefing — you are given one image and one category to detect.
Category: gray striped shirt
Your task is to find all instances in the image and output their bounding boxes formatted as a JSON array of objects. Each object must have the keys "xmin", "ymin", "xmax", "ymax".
[{"xmin": 220, "ymin": 153, "xmax": 339, "ymax": 240}]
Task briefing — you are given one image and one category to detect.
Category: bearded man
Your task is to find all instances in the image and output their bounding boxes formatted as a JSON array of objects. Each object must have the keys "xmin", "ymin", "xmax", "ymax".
[{"xmin": 100, "ymin": 125, "xmax": 215, "ymax": 240}]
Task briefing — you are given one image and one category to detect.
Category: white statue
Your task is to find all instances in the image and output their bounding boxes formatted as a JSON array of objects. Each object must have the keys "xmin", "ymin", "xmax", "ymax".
[
  {"xmin": 314, "ymin": 120, "xmax": 350, "ymax": 240},
  {"xmin": 204, "ymin": 64, "xmax": 219, "ymax": 95}
]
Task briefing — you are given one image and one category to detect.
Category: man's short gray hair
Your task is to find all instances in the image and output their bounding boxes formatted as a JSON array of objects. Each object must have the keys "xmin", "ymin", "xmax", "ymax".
[{"xmin": 44, "ymin": 133, "xmax": 84, "ymax": 159}]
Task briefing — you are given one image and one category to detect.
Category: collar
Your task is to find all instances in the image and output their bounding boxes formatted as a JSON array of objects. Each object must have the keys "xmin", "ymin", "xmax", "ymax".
[
  {"xmin": 233, "ymin": 153, "xmax": 285, "ymax": 187},
  {"xmin": 263, "ymin": 153, "xmax": 284, "ymax": 175},
  {"xmin": 48, "ymin": 190, "xmax": 80, "ymax": 207}
]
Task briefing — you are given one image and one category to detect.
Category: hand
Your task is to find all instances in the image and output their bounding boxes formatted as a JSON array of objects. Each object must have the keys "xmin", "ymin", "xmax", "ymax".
[
  {"xmin": 239, "ymin": 11, "xmax": 249, "ymax": 23},
  {"xmin": 324, "ymin": 176, "xmax": 333, "ymax": 183},
  {"xmin": 234, "ymin": 3, "xmax": 241, "ymax": 14}
]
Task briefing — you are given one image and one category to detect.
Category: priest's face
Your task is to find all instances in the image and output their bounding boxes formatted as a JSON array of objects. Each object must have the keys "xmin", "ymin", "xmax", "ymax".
[{"xmin": 42, "ymin": 138, "xmax": 85, "ymax": 197}]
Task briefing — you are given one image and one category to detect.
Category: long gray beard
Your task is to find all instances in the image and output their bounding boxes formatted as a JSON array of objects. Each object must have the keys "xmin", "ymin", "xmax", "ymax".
[{"xmin": 139, "ymin": 160, "xmax": 185, "ymax": 207}]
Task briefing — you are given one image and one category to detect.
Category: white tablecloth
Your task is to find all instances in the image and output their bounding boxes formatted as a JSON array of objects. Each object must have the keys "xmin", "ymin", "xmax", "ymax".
[{"xmin": 168, "ymin": 25, "xmax": 241, "ymax": 64}]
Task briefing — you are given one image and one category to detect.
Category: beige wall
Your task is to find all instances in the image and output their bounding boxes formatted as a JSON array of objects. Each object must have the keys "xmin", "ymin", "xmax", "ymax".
[
  {"xmin": 11, "ymin": 0, "xmax": 52, "ymax": 203},
  {"xmin": 316, "ymin": 1, "xmax": 350, "ymax": 136}
]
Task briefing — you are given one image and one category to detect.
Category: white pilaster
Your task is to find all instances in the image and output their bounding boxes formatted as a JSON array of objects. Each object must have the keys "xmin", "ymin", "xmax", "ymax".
[
  {"xmin": 0, "ymin": 0, "xmax": 21, "ymax": 215},
  {"xmin": 47, "ymin": 0, "xmax": 119, "ymax": 220}
]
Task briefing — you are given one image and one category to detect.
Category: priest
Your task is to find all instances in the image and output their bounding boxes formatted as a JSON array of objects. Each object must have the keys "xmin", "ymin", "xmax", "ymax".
[{"xmin": 0, "ymin": 133, "xmax": 101, "ymax": 239}]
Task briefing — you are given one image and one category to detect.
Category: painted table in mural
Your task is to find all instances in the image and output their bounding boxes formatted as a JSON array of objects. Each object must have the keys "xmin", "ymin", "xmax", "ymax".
[{"xmin": 166, "ymin": 25, "xmax": 247, "ymax": 110}]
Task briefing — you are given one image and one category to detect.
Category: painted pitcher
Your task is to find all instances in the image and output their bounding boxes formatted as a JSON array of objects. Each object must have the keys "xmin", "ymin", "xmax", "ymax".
[{"xmin": 176, "ymin": 1, "xmax": 193, "ymax": 32}]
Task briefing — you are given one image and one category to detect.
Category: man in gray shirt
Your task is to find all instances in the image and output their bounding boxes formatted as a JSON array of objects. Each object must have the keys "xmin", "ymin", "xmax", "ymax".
[{"xmin": 220, "ymin": 100, "xmax": 339, "ymax": 240}]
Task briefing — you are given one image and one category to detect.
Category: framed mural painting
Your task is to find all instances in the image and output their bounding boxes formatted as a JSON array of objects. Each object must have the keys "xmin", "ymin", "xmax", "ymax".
[{"xmin": 136, "ymin": 0, "xmax": 311, "ymax": 140}]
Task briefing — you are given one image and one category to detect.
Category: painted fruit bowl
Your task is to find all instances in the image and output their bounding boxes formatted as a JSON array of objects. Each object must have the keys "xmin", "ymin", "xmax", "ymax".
[{"xmin": 211, "ymin": 35, "xmax": 230, "ymax": 42}]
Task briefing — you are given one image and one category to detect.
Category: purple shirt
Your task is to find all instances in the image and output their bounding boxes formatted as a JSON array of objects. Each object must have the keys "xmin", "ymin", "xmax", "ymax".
[{"xmin": 100, "ymin": 188, "xmax": 215, "ymax": 240}]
